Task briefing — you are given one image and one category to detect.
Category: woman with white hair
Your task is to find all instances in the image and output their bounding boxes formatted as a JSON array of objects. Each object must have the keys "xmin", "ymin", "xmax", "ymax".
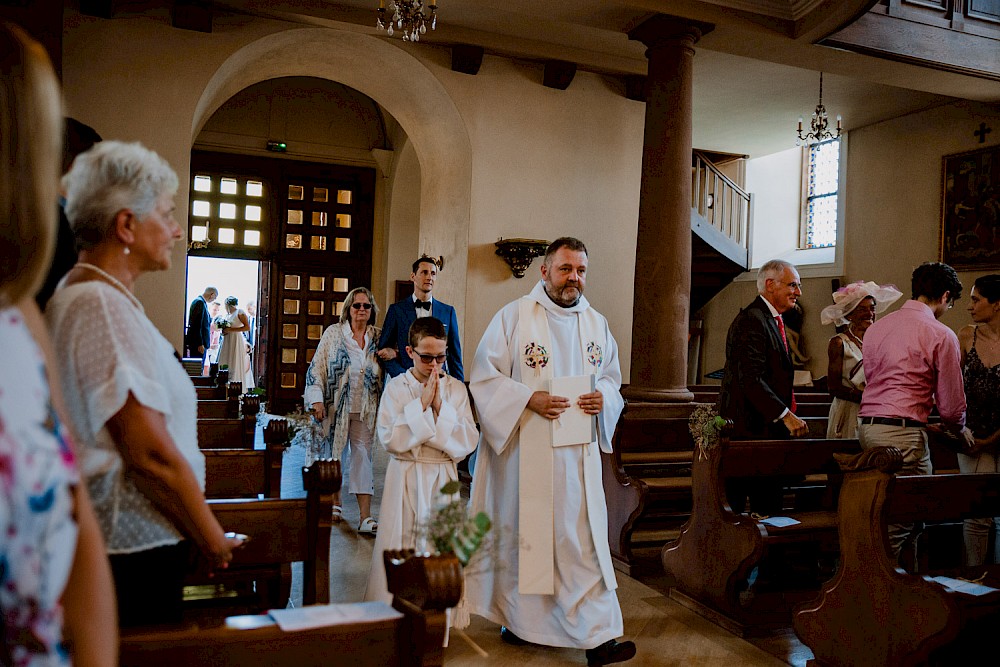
[
  {"xmin": 820, "ymin": 280, "xmax": 903, "ymax": 438},
  {"xmin": 46, "ymin": 140, "xmax": 243, "ymax": 627}
]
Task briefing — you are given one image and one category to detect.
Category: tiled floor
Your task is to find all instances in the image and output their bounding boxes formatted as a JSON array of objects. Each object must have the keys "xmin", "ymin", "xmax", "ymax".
[{"xmin": 275, "ymin": 422, "xmax": 797, "ymax": 666}]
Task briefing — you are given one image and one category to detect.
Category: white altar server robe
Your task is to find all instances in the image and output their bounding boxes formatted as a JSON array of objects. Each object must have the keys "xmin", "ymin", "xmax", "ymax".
[
  {"xmin": 364, "ymin": 369, "xmax": 479, "ymax": 603},
  {"xmin": 466, "ymin": 281, "xmax": 625, "ymax": 649}
]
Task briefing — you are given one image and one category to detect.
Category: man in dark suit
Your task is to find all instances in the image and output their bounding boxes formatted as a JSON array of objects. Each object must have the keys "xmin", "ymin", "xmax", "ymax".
[
  {"xmin": 185, "ymin": 286, "xmax": 218, "ymax": 366},
  {"xmin": 719, "ymin": 259, "xmax": 808, "ymax": 514},
  {"xmin": 378, "ymin": 256, "xmax": 464, "ymax": 380}
]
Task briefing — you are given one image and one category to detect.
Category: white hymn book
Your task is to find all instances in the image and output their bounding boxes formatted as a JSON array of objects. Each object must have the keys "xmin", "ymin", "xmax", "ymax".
[{"xmin": 549, "ymin": 374, "xmax": 597, "ymax": 447}]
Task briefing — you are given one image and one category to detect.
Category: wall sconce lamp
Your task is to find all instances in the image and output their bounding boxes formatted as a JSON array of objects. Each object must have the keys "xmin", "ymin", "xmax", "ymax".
[{"xmin": 494, "ymin": 238, "xmax": 548, "ymax": 278}]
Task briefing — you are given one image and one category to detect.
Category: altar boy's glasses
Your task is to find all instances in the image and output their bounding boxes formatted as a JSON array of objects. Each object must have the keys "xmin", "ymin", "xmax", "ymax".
[{"xmin": 416, "ymin": 353, "xmax": 447, "ymax": 364}]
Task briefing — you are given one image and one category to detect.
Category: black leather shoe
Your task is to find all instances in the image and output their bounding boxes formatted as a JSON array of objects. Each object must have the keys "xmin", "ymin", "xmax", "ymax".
[
  {"xmin": 585, "ymin": 639, "xmax": 637, "ymax": 666},
  {"xmin": 500, "ymin": 626, "xmax": 529, "ymax": 646}
]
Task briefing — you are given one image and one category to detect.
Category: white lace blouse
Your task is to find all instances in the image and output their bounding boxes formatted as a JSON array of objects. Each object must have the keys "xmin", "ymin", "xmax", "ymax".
[{"xmin": 46, "ymin": 281, "xmax": 203, "ymax": 554}]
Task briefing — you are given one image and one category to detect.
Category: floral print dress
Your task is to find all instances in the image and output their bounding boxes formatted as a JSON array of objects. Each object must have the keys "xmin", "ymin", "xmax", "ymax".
[{"xmin": 0, "ymin": 307, "xmax": 79, "ymax": 667}]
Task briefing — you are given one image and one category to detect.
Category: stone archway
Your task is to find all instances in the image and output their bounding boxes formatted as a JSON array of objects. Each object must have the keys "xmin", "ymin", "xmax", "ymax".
[{"xmin": 191, "ymin": 27, "xmax": 472, "ymax": 321}]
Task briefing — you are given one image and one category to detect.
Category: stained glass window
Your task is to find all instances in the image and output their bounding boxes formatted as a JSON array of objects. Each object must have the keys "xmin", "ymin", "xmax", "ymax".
[{"xmin": 804, "ymin": 139, "xmax": 840, "ymax": 249}]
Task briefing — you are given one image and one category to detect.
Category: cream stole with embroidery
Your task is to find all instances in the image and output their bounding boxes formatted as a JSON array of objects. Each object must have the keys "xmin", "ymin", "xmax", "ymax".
[{"xmin": 516, "ymin": 296, "xmax": 607, "ymax": 595}]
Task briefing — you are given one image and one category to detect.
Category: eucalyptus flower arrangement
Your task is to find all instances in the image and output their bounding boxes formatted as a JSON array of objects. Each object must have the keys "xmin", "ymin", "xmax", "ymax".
[
  {"xmin": 689, "ymin": 403, "xmax": 726, "ymax": 459},
  {"xmin": 283, "ymin": 406, "xmax": 324, "ymax": 459},
  {"xmin": 422, "ymin": 480, "xmax": 491, "ymax": 566},
  {"xmin": 214, "ymin": 315, "xmax": 231, "ymax": 333}
]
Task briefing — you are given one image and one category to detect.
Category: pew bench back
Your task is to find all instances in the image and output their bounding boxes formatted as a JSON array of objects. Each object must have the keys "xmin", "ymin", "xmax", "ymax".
[
  {"xmin": 123, "ymin": 551, "xmax": 461, "ymax": 667},
  {"xmin": 662, "ymin": 426, "xmax": 861, "ymax": 633},
  {"xmin": 795, "ymin": 447, "xmax": 1000, "ymax": 666}
]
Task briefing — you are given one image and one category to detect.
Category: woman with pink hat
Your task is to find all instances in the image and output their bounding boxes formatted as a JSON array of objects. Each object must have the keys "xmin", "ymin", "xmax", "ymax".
[{"xmin": 820, "ymin": 281, "xmax": 903, "ymax": 438}]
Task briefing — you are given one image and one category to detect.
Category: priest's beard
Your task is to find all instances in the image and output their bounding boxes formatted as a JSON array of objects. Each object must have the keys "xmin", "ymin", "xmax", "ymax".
[{"xmin": 544, "ymin": 283, "xmax": 581, "ymax": 308}]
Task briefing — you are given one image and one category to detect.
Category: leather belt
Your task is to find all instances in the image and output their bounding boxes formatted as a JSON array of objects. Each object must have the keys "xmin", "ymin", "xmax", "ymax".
[{"xmin": 860, "ymin": 416, "xmax": 926, "ymax": 428}]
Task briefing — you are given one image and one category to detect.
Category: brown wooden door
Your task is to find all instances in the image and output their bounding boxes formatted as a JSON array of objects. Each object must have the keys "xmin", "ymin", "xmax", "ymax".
[{"xmin": 188, "ymin": 152, "xmax": 375, "ymax": 415}]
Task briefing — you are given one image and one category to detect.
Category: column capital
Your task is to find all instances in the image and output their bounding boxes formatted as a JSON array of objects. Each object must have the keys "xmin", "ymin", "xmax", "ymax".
[{"xmin": 628, "ymin": 13, "xmax": 715, "ymax": 51}]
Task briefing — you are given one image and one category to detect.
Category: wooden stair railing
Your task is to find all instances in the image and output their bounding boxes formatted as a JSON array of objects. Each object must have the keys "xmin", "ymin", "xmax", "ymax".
[{"xmin": 692, "ymin": 150, "xmax": 752, "ymax": 258}]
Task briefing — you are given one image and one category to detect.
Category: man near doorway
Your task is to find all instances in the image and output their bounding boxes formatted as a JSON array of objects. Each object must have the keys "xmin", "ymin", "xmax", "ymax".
[
  {"xmin": 185, "ymin": 286, "xmax": 217, "ymax": 368},
  {"xmin": 245, "ymin": 300, "xmax": 257, "ymax": 348},
  {"xmin": 466, "ymin": 237, "xmax": 635, "ymax": 666},
  {"xmin": 859, "ymin": 261, "xmax": 973, "ymax": 559},
  {"xmin": 377, "ymin": 255, "xmax": 464, "ymax": 380},
  {"xmin": 719, "ymin": 259, "xmax": 808, "ymax": 515}
]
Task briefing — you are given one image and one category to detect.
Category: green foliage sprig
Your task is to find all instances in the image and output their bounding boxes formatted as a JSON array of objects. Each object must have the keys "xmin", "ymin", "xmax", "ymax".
[{"xmin": 424, "ymin": 480, "xmax": 492, "ymax": 567}]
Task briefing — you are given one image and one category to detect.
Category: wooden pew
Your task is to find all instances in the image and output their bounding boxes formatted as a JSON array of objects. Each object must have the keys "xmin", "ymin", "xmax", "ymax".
[
  {"xmin": 192, "ymin": 368, "xmax": 230, "ymax": 389},
  {"xmin": 185, "ymin": 458, "xmax": 341, "ymax": 618},
  {"xmin": 122, "ymin": 550, "xmax": 461, "ymax": 667},
  {"xmin": 204, "ymin": 419, "xmax": 289, "ymax": 499},
  {"xmin": 181, "ymin": 357, "xmax": 204, "ymax": 376},
  {"xmin": 198, "ymin": 394, "xmax": 260, "ymax": 449},
  {"xmin": 794, "ymin": 447, "xmax": 1000, "ymax": 666},
  {"xmin": 603, "ymin": 399, "xmax": 831, "ymax": 575},
  {"xmin": 603, "ymin": 401, "xmax": 697, "ymax": 575},
  {"xmin": 661, "ymin": 423, "xmax": 862, "ymax": 634},
  {"xmin": 198, "ymin": 381, "xmax": 242, "ymax": 418}
]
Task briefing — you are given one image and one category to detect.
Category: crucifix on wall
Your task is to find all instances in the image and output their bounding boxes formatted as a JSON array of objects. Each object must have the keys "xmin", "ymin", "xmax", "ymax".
[{"xmin": 974, "ymin": 122, "xmax": 992, "ymax": 144}]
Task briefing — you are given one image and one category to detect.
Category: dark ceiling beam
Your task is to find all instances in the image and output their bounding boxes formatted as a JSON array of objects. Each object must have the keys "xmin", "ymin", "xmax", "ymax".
[
  {"xmin": 173, "ymin": 0, "xmax": 213, "ymax": 33},
  {"xmin": 542, "ymin": 60, "xmax": 576, "ymax": 90},
  {"xmin": 451, "ymin": 44, "xmax": 484, "ymax": 75},
  {"xmin": 79, "ymin": 0, "xmax": 116, "ymax": 19}
]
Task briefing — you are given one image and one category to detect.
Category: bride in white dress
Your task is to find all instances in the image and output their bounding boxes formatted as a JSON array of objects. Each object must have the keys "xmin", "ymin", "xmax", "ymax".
[{"xmin": 216, "ymin": 296, "xmax": 254, "ymax": 391}]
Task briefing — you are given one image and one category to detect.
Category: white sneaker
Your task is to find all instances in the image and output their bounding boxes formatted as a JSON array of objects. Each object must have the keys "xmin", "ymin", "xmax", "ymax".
[{"xmin": 358, "ymin": 517, "xmax": 378, "ymax": 534}]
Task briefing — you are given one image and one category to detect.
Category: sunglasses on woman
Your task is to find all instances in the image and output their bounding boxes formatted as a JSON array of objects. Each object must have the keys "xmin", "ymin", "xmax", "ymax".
[{"xmin": 351, "ymin": 302, "xmax": 373, "ymax": 310}]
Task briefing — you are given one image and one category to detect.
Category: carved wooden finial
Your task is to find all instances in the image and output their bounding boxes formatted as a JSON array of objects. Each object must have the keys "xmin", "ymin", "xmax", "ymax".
[
  {"xmin": 303, "ymin": 459, "xmax": 342, "ymax": 494},
  {"xmin": 264, "ymin": 418, "xmax": 289, "ymax": 445},
  {"xmin": 241, "ymin": 394, "xmax": 261, "ymax": 417},
  {"xmin": 384, "ymin": 550, "xmax": 463, "ymax": 610},
  {"xmin": 835, "ymin": 446, "xmax": 903, "ymax": 473}
]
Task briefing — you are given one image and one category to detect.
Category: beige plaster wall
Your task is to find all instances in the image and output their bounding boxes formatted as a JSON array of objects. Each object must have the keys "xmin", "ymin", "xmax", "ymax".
[
  {"xmin": 382, "ymin": 138, "xmax": 422, "ymax": 314},
  {"xmin": 699, "ymin": 100, "xmax": 1000, "ymax": 384}
]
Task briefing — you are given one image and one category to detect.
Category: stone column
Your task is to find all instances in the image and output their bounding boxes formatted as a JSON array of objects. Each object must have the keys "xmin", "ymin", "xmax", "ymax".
[{"xmin": 625, "ymin": 14, "xmax": 713, "ymax": 403}]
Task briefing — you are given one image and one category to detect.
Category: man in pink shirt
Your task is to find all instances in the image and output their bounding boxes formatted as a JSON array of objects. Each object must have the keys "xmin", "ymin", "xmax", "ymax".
[{"xmin": 859, "ymin": 261, "xmax": 974, "ymax": 558}]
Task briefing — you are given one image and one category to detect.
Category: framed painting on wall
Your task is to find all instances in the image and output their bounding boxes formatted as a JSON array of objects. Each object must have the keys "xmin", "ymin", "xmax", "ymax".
[{"xmin": 941, "ymin": 143, "xmax": 1000, "ymax": 269}]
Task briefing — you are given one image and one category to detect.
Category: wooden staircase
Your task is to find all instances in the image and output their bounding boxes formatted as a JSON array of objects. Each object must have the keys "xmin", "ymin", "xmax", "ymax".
[{"xmin": 690, "ymin": 150, "xmax": 752, "ymax": 313}]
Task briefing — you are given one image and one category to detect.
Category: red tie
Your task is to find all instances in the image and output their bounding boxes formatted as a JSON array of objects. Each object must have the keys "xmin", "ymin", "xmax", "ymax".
[{"xmin": 776, "ymin": 315, "xmax": 797, "ymax": 413}]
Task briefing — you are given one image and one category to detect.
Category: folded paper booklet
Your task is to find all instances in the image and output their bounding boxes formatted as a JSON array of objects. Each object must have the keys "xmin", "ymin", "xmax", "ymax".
[
  {"xmin": 549, "ymin": 374, "xmax": 597, "ymax": 447},
  {"xmin": 268, "ymin": 602, "xmax": 403, "ymax": 632}
]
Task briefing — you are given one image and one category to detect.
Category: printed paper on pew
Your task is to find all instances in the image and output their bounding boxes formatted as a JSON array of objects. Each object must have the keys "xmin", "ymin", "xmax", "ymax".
[
  {"xmin": 929, "ymin": 576, "xmax": 998, "ymax": 597},
  {"xmin": 549, "ymin": 374, "xmax": 597, "ymax": 447},
  {"xmin": 269, "ymin": 601, "xmax": 403, "ymax": 631},
  {"xmin": 758, "ymin": 516, "xmax": 800, "ymax": 528}
]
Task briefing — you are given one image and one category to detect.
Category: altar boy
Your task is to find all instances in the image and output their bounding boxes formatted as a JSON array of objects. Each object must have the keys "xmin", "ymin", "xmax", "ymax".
[{"xmin": 364, "ymin": 317, "xmax": 479, "ymax": 603}]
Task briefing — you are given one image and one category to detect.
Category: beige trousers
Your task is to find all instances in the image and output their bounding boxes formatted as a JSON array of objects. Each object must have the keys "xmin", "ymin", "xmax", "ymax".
[{"xmin": 857, "ymin": 422, "xmax": 932, "ymax": 558}]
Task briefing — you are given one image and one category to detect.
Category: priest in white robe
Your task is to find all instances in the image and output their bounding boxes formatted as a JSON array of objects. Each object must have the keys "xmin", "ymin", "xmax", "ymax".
[{"xmin": 466, "ymin": 237, "xmax": 636, "ymax": 666}]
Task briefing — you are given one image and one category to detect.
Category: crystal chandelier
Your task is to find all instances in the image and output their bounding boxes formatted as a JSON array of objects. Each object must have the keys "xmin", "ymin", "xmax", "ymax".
[
  {"xmin": 797, "ymin": 72, "xmax": 842, "ymax": 145},
  {"xmin": 377, "ymin": 0, "xmax": 438, "ymax": 42}
]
